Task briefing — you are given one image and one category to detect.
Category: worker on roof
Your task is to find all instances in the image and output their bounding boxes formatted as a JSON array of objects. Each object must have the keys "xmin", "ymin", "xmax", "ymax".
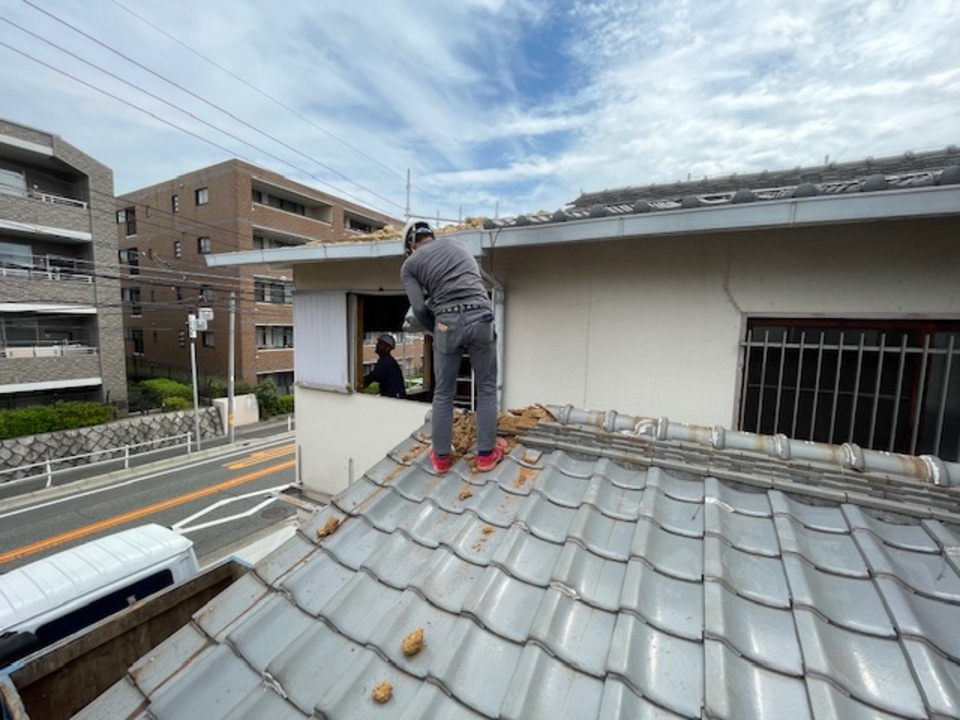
[{"xmin": 401, "ymin": 221, "xmax": 504, "ymax": 474}]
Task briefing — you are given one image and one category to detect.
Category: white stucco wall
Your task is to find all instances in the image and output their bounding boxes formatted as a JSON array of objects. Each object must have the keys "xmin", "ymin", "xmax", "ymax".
[
  {"xmin": 495, "ymin": 217, "xmax": 960, "ymax": 427},
  {"xmin": 296, "ymin": 388, "xmax": 429, "ymax": 497}
]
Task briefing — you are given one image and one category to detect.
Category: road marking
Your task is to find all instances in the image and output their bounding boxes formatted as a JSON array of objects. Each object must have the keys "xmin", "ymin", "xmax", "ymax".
[
  {"xmin": 0, "ymin": 436, "xmax": 294, "ymax": 521},
  {"xmin": 0, "ymin": 459, "xmax": 295, "ymax": 565},
  {"xmin": 224, "ymin": 443, "xmax": 295, "ymax": 470}
]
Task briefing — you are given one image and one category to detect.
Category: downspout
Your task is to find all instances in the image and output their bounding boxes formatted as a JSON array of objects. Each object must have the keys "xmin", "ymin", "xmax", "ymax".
[{"xmin": 479, "ymin": 266, "xmax": 505, "ymax": 411}]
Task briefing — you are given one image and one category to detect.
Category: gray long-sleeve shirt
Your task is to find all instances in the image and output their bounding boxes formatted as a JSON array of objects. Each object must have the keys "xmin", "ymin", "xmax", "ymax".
[{"xmin": 401, "ymin": 236, "xmax": 491, "ymax": 331}]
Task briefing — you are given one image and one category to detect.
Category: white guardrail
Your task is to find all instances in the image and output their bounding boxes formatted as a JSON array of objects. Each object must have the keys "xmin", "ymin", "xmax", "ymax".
[{"xmin": 0, "ymin": 432, "xmax": 196, "ymax": 489}]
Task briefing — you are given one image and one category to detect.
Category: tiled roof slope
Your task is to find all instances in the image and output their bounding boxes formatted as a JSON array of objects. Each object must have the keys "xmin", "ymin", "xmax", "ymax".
[
  {"xmin": 79, "ymin": 410, "xmax": 960, "ymax": 720},
  {"xmin": 482, "ymin": 145, "xmax": 960, "ymax": 230}
]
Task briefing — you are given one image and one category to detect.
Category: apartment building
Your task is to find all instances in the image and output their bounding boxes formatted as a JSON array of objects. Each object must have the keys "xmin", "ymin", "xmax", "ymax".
[
  {"xmin": 116, "ymin": 160, "xmax": 399, "ymax": 392},
  {"xmin": 0, "ymin": 119, "xmax": 127, "ymax": 411}
]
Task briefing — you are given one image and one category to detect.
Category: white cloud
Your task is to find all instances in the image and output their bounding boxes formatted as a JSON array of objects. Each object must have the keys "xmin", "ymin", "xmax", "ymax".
[{"xmin": 0, "ymin": 0, "xmax": 957, "ymax": 219}]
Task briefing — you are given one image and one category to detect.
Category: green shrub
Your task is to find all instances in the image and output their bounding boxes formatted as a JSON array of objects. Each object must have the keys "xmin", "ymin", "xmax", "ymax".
[
  {"xmin": 255, "ymin": 379, "xmax": 281, "ymax": 418},
  {"xmin": 275, "ymin": 394, "xmax": 295, "ymax": 415},
  {"xmin": 162, "ymin": 396, "xmax": 193, "ymax": 412},
  {"xmin": 140, "ymin": 378, "xmax": 192, "ymax": 408},
  {"xmin": 0, "ymin": 401, "xmax": 115, "ymax": 440}
]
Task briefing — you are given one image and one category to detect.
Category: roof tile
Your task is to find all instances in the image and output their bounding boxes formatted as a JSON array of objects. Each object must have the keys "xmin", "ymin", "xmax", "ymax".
[
  {"xmin": 703, "ymin": 580, "xmax": 803, "ymax": 675},
  {"xmin": 703, "ymin": 536, "xmax": 790, "ymax": 608},
  {"xmin": 500, "ymin": 645, "xmax": 605, "ymax": 720},
  {"xmin": 794, "ymin": 609, "xmax": 928, "ymax": 718},
  {"xmin": 704, "ymin": 640, "xmax": 811, "ymax": 720},
  {"xmin": 775, "ymin": 514, "xmax": 868, "ymax": 577},
  {"xmin": 490, "ymin": 524, "xmax": 564, "ymax": 586},
  {"xmin": 529, "ymin": 588, "xmax": 617, "ymax": 676},
  {"xmin": 461, "ymin": 566, "xmax": 542, "ymax": 642},
  {"xmin": 619, "ymin": 558, "xmax": 702, "ymax": 640},
  {"xmin": 553, "ymin": 542, "xmax": 627, "ymax": 613},
  {"xmin": 704, "ymin": 501, "xmax": 778, "ymax": 555},
  {"xmin": 856, "ymin": 530, "xmax": 960, "ymax": 601},
  {"xmin": 630, "ymin": 519, "xmax": 703, "ymax": 582},
  {"xmin": 607, "ymin": 613, "xmax": 703, "ymax": 718},
  {"xmin": 782, "ymin": 555, "xmax": 894, "ymax": 637}
]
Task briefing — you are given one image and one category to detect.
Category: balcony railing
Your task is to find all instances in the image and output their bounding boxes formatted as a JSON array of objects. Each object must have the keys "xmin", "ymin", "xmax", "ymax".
[
  {"xmin": 0, "ymin": 253, "xmax": 93, "ymax": 283},
  {"xmin": 0, "ymin": 184, "xmax": 87, "ymax": 209},
  {"xmin": 1, "ymin": 344, "xmax": 98, "ymax": 358}
]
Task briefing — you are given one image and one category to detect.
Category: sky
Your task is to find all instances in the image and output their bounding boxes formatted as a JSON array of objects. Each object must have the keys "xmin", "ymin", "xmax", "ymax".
[{"xmin": 1, "ymin": 0, "xmax": 958, "ymax": 223}]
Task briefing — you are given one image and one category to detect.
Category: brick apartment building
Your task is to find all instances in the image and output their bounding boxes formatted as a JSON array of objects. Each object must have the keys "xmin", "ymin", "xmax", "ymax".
[
  {"xmin": 0, "ymin": 118, "xmax": 127, "ymax": 411},
  {"xmin": 116, "ymin": 160, "xmax": 399, "ymax": 393}
]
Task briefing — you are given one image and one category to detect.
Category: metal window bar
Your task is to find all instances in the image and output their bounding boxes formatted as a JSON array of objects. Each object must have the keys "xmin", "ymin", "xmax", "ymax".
[
  {"xmin": 773, "ymin": 333, "xmax": 787, "ymax": 433},
  {"xmin": 909, "ymin": 335, "xmax": 931, "ymax": 455},
  {"xmin": 754, "ymin": 331, "xmax": 771, "ymax": 433},
  {"xmin": 828, "ymin": 332, "xmax": 845, "ymax": 444},
  {"xmin": 740, "ymin": 328, "xmax": 960, "ymax": 461},
  {"xmin": 867, "ymin": 334, "xmax": 886, "ymax": 448},
  {"xmin": 847, "ymin": 333, "xmax": 865, "ymax": 443},
  {"xmin": 888, "ymin": 336, "xmax": 908, "ymax": 452},
  {"xmin": 933, "ymin": 334, "xmax": 955, "ymax": 456},
  {"xmin": 790, "ymin": 332, "xmax": 806, "ymax": 438},
  {"xmin": 809, "ymin": 333, "xmax": 825, "ymax": 440}
]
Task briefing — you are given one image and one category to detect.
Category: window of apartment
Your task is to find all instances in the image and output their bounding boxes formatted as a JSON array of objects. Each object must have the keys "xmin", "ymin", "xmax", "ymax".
[
  {"xmin": 197, "ymin": 237, "xmax": 211, "ymax": 254},
  {"xmin": 171, "ymin": 194, "xmax": 179, "ymax": 213},
  {"xmin": 119, "ymin": 248, "xmax": 140, "ymax": 275},
  {"xmin": 251, "ymin": 189, "xmax": 262, "ymax": 203},
  {"xmin": 117, "ymin": 207, "xmax": 137, "ymax": 236},
  {"xmin": 254, "ymin": 278, "xmax": 292, "ymax": 304},
  {"xmin": 256, "ymin": 325, "xmax": 294, "ymax": 349},
  {"xmin": 739, "ymin": 319, "xmax": 960, "ymax": 462},
  {"xmin": 175, "ymin": 286, "xmax": 183, "ymax": 301},
  {"xmin": 178, "ymin": 330, "xmax": 186, "ymax": 348},
  {"xmin": 122, "ymin": 287, "xmax": 142, "ymax": 316},
  {"xmin": 0, "ymin": 241, "xmax": 33, "ymax": 276},
  {"xmin": 195, "ymin": 187, "xmax": 209, "ymax": 205},
  {"xmin": 125, "ymin": 327, "xmax": 144, "ymax": 355},
  {"xmin": 201, "ymin": 332, "xmax": 215, "ymax": 348},
  {"xmin": 199, "ymin": 285, "xmax": 217, "ymax": 302},
  {"xmin": 261, "ymin": 192, "xmax": 305, "ymax": 216},
  {"xmin": 0, "ymin": 165, "xmax": 26, "ymax": 197},
  {"xmin": 346, "ymin": 217, "xmax": 373, "ymax": 234},
  {"xmin": 173, "ymin": 240, "xmax": 182, "ymax": 259}
]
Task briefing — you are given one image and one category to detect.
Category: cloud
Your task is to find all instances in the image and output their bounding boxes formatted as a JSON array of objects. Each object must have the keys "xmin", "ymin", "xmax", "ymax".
[{"xmin": 0, "ymin": 0, "xmax": 957, "ymax": 219}]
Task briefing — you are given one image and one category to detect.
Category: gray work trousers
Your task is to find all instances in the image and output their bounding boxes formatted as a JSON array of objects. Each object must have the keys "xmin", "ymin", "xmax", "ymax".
[{"xmin": 431, "ymin": 307, "xmax": 498, "ymax": 456}]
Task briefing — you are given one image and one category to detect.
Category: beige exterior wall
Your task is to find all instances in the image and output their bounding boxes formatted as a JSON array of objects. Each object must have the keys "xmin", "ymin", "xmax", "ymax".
[{"xmin": 494, "ymin": 217, "xmax": 960, "ymax": 427}]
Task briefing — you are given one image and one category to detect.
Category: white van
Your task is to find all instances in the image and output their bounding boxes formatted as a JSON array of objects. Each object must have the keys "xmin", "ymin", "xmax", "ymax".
[{"xmin": 0, "ymin": 524, "xmax": 200, "ymax": 668}]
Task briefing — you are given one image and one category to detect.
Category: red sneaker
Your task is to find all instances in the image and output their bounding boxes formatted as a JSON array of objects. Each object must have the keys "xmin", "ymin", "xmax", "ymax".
[
  {"xmin": 476, "ymin": 438, "xmax": 507, "ymax": 472},
  {"xmin": 429, "ymin": 448, "xmax": 451, "ymax": 474}
]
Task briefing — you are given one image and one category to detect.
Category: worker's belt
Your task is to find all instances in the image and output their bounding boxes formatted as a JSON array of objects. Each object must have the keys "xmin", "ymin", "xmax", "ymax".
[{"xmin": 436, "ymin": 303, "xmax": 488, "ymax": 314}]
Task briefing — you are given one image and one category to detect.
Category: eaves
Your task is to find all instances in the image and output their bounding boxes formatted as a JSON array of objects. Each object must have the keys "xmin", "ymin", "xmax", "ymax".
[{"xmin": 206, "ymin": 184, "xmax": 960, "ymax": 268}]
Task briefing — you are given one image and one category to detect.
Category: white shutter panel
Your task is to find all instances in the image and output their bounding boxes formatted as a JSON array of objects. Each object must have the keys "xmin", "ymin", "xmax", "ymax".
[{"xmin": 293, "ymin": 291, "xmax": 348, "ymax": 391}]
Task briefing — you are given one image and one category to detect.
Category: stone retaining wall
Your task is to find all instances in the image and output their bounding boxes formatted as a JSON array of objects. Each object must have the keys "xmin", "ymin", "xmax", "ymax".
[{"xmin": 0, "ymin": 408, "xmax": 222, "ymax": 482}]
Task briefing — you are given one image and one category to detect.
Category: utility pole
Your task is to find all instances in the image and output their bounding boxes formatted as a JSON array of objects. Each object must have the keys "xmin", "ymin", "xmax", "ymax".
[
  {"xmin": 187, "ymin": 312, "xmax": 202, "ymax": 450},
  {"xmin": 228, "ymin": 291, "xmax": 236, "ymax": 443}
]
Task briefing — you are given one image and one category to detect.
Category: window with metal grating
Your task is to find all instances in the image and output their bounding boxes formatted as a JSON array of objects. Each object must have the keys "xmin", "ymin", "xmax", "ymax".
[{"xmin": 739, "ymin": 320, "xmax": 960, "ymax": 461}]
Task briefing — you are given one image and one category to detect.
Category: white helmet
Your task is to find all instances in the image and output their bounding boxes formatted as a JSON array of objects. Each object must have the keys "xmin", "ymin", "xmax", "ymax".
[{"xmin": 401, "ymin": 220, "xmax": 434, "ymax": 256}]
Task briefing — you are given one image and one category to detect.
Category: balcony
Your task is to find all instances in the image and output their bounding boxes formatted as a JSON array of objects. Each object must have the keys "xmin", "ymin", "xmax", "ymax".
[
  {"xmin": 0, "ymin": 344, "xmax": 101, "ymax": 388},
  {"xmin": 0, "ymin": 252, "xmax": 96, "ymax": 305},
  {"xmin": 0, "ymin": 190, "xmax": 91, "ymax": 239}
]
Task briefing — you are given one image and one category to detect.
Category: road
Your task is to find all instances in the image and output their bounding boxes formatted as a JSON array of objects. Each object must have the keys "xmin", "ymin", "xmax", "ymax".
[{"xmin": 0, "ymin": 432, "xmax": 305, "ymax": 574}]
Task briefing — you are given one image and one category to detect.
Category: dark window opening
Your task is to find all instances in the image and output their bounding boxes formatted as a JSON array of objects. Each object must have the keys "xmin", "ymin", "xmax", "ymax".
[{"xmin": 739, "ymin": 319, "xmax": 960, "ymax": 461}]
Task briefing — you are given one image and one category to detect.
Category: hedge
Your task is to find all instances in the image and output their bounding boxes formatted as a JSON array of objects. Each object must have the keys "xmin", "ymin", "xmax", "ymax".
[{"xmin": 0, "ymin": 401, "xmax": 116, "ymax": 440}]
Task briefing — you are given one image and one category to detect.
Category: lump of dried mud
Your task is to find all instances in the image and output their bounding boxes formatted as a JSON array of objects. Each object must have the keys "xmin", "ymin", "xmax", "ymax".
[{"xmin": 401, "ymin": 628, "xmax": 424, "ymax": 657}]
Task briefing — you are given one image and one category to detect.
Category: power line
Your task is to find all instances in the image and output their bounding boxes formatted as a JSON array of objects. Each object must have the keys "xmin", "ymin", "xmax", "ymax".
[
  {"xmin": 20, "ymin": 0, "xmax": 407, "ymax": 215},
  {"xmin": 109, "ymin": 0, "xmax": 448, "ymax": 207},
  {"xmin": 0, "ymin": 25, "xmax": 398, "ymax": 218}
]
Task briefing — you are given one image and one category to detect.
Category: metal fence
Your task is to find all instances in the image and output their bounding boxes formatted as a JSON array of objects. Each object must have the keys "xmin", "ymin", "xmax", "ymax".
[
  {"xmin": 739, "ymin": 323, "xmax": 960, "ymax": 461},
  {"xmin": 0, "ymin": 432, "xmax": 195, "ymax": 488}
]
